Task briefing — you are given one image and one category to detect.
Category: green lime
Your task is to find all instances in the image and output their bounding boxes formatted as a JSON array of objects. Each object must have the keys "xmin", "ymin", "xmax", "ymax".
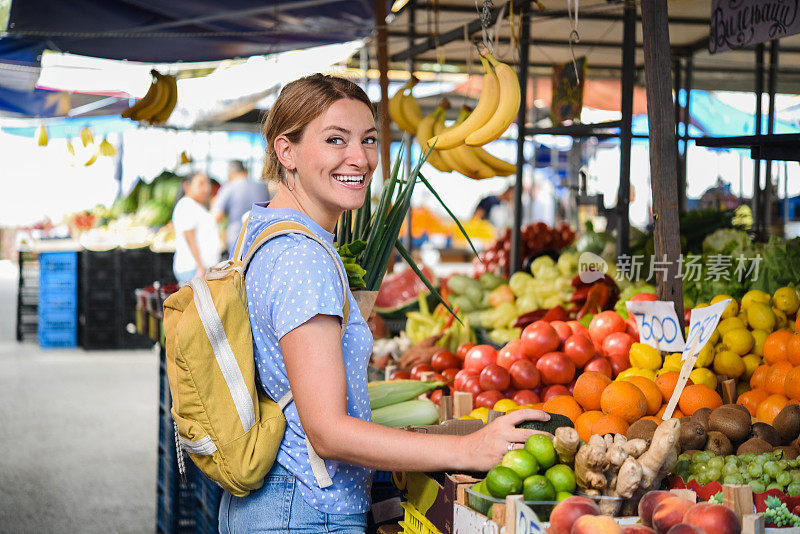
[
  {"xmin": 523, "ymin": 474, "xmax": 556, "ymax": 502},
  {"xmin": 545, "ymin": 464, "xmax": 576, "ymax": 493},
  {"xmin": 524, "ymin": 434, "xmax": 557, "ymax": 470},
  {"xmin": 471, "ymin": 479, "xmax": 491, "ymax": 497},
  {"xmin": 556, "ymin": 491, "xmax": 573, "ymax": 501},
  {"xmin": 502, "ymin": 449, "xmax": 539, "ymax": 479},
  {"xmin": 486, "ymin": 466, "xmax": 523, "ymax": 498}
]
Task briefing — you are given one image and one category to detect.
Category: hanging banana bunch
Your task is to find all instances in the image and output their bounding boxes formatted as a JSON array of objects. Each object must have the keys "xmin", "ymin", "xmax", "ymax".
[
  {"xmin": 80, "ymin": 127, "xmax": 94, "ymax": 147},
  {"xmin": 388, "ymin": 75, "xmax": 423, "ymax": 134},
  {"xmin": 121, "ymin": 69, "xmax": 178, "ymax": 125},
  {"xmin": 35, "ymin": 125, "xmax": 49, "ymax": 146},
  {"xmin": 65, "ymin": 139, "xmax": 77, "ymax": 166},
  {"xmin": 99, "ymin": 138, "xmax": 116, "ymax": 157}
]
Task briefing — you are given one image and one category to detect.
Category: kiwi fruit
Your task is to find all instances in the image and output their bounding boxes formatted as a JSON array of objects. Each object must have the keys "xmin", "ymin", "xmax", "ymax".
[
  {"xmin": 705, "ymin": 431, "xmax": 734, "ymax": 456},
  {"xmin": 776, "ymin": 445, "xmax": 800, "ymax": 460},
  {"xmin": 751, "ymin": 422, "xmax": 782, "ymax": 447},
  {"xmin": 679, "ymin": 416, "xmax": 692, "ymax": 426},
  {"xmin": 736, "ymin": 437, "xmax": 774, "ymax": 455},
  {"xmin": 708, "ymin": 405, "xmax": 752, "ymax": 443},
  {"xmin": 680, "ymin": 421, "xmax": 708, "ymax": 452},
  {"xmin": 772, "ymin": 404, "xmax": 800, "ymax": 445},
  {"xmin": 627, "ymin": 419, "xmax": 658, "ymax": 445},
  {"xmin": 722, "ymin": 403, "xmax": 751, "ymax": 416},
  {"xmin": 691, "ymin": 407, "xmax": 712, "ymax": 430}
]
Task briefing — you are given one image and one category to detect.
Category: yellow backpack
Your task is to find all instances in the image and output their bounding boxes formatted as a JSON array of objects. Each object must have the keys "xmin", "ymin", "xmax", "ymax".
[{"xmin": 163, "ymin": 220, "xmax": 349, "ymax": 497}]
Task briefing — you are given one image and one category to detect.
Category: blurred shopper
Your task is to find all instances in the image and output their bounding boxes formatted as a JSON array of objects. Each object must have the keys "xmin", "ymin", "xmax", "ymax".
[
  {"xmin": 212, "ymin": 160, "xmax": 269, "ymax": 254},
  {"xmin": 474, "ymin": 185, "xmax": 514, "ymax": 228},
  {"xmin": 171, "ymin": 173, "xmax": 221, "ymax": 284}
]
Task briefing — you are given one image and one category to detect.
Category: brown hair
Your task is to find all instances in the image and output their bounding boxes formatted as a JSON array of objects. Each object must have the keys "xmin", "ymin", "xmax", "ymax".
[{"xmin": 261, "ymin": 73, "xmax": 374, "ymax": 182}]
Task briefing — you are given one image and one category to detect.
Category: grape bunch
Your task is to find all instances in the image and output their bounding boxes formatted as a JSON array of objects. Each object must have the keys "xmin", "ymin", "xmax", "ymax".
[{"xmin": 764, "ymin": 496, "xmax": 800, "ymax": 527}]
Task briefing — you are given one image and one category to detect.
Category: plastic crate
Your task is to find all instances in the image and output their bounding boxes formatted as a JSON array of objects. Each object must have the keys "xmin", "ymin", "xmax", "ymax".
[
  {"xmin": 40, "ymin": 270, "xmax": 77, "ymax": 292},
  {"xmin": 81, "ymin": 250, "xmax": 119, "ymax": 271},
  {"xmin": 38, "ymin": 328, "xmax": 77, "ymax": 348},
  {"xmin": 191, "ymin": 464, "xmax": 223, "ymax": 522},
  {"xmin": 156, "ymin": 453, "xmax": 195, "ymax": 533},
  {"xmin": 193, "ymin": 500, "xmax": 218, "ymax": 534},
  {"xmin": 374, "ymin": 470, "xmax": 393, "ymax": 483},
  {"xmin": 39, "ymin": 290, "xmax": 77, "ymax": 312},
  {"xmin": 39, "ymin": 252, "xmax": 77, "ymax": 273},
  {"xmin": 81, "ymin": 267, "xmax": 117, "ymax": 287},
  {"xmin": 400, "ymin": 502, "xmax": 441, "ymax": 534},
  {"xmin": 81, "ymin": 327, "xmax": 118, "ymax": 350},
  {"xmin": 82, "ymin": 286, "xmax": 119, "ymax": 307},
  {"xmin": 38, "ymin": 310, "xmax": 77, "ymax": 331}
]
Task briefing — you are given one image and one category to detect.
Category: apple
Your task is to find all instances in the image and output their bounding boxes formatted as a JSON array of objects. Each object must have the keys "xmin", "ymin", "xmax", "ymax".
[
  {"xmin": 682, "ymin": 503, "xmax": 740, "ymax": 534},
  {"xmin": 548, "ymin": 496, "xmax": 600, "ymax": 534},
  {"xmin": 652, "ymin": 497, "xmax": 695, "ymax": 534},
  {"xmin": 638, "ymin": 491, "xmax": 673, "ymax": 527},
  {"xmin": 571, "ymin": 515, "xmax": 622, "ymax": 533}
]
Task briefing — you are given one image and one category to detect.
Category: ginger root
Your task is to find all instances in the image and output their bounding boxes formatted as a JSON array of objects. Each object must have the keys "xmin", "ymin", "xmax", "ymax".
[
  {"xmin": 623, "ymin": 438, "xmax": 648, "ymax": 458},
  {"xmin": 638, "ymin": 419, "xmax": 681, "ymax": 489},
  {"xmin": 575, "ymin": 434, "xmax": 608, "ymax": 490},
  {"xmin": 554, "ymin": 427, "xmax": 580, "ymax": 466}
]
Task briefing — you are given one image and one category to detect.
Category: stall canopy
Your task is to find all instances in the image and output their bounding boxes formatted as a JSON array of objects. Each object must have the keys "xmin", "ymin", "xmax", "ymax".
[{"xmin": 1, "ymin": 0, "xmax": 376, "ymax": 64}]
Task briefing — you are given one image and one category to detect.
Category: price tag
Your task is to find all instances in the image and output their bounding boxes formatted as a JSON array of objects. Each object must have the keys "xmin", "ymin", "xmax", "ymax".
[
  {"xmin": 515, "ymin": 499, "xmax": 546, "ymax": 533},
  {"xmin": 626, "ymin": 301, "xmax": 686, "ymax": 352}
]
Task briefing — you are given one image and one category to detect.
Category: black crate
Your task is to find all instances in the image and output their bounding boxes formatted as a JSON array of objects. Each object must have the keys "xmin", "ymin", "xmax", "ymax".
[
  {"xmin": 120, "ymin": 247, "xmax": 157, "ymax": 270},
  {"xmin": 81, "ymin": 267, "xmax": 118, "ymax": 287},
  {"xmin": 119, "ymin": 330, "xmax": 154, "ymax": 349},
  {"xmin": 156, "ymin": 451, "xmax": 195, "ymax": 533},
  {"xmin": 81, "ymin": 327, "xmax": 118, "ymax": 350},
  {"xmin": 79, "ymin": 306, "xmax": 117, "ymax": 328},
  {"xmin": 191, "ymin": 464, "xmax": 222, "ymax": 530},
  {"xmin": 81, "ymin": 250, "xmax": 119, "ymax": 271},
  {"xmin": 82, "ymin": 285, "xmax": 119, "ymax": 307}
]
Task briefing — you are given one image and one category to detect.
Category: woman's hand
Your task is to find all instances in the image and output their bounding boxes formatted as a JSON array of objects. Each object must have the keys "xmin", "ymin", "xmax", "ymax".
[
  {"xmin": 398, "ymin": 334, "xmax": 443, "ymax": 369},
  {"xmin": 457, "ymin": 409, "xmax": 551, "ymax": 472}
]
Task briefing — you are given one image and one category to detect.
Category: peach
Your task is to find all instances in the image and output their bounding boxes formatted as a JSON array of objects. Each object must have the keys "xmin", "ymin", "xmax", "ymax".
[
  {"xmin": 683, "ymin": 503, "xmax": 740, "ymax": 534},
  {"xmin": 638, "ymin": 491, "xmax": 674, "ymax": 527},
  {"xmin": 652, "ymin": 497, "xmax": 695, "ymax": 534},
  {"xmin": 549, "ymin": 496, "xmax": 601, "ymax": 534},
  {"xmin": 571, "ymin": 515, "xmax": 622, "ymax": 533},
  {"xmin": 623, "ymin": 526, "xmax": 657, "ymax": 534},
  {"xmin": 665, "ymin": 525, "xmax": 705, "ymax": 534}
]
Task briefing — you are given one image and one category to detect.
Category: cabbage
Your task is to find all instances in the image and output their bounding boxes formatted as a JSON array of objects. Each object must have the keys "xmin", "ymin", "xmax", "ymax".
[{"xmin": 702, "ymin": 229, "xmax": 750, "ymax": 255}]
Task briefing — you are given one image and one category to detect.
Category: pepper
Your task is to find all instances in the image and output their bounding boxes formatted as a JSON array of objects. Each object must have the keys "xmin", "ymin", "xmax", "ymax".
[
  {"xmin": 541, "ymin": 305, "xmax": 568, "ymax": 322},
  {"xmin": 577, "ymin": 283, "xmax": 609, "ymax": 320}
]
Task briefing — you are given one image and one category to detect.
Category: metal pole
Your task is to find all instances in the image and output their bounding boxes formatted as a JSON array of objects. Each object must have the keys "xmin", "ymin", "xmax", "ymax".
[
  {"xmin": 617, "ymin": 1, "xmax": 636, "ymax": 257},
  {"xmin": 765, "ymin": 39, "xmax": 779, "ymax": 237},
  {"xmin": 511, "ymin": 4, "xmax": 530, "ymax": 274},
  {"xmin": 753, "ymin": 43, "xmax": 764, "ymax": 237},
  {"xmin": 404, "ymin": 1, "xmax": 415, "ymax": 252}
]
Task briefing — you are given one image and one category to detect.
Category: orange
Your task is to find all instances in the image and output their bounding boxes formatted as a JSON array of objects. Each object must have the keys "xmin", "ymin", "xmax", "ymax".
[
  {"xmin": 785, "ymin": 367, "xmax": 800, "ymax": 400},
  {"xmin": 751, "ymin": 364, "xmax": 770, "ymax": 390},
  {"xmin": 788, "ymin": 334, "xmax": 800, "ymax": 365},
  {"xmin": 656, "ymin": 372, "xmax": 694, "ymax": 404},
  {"xmin": 627, "ymin": 376, "xmax": 663, "ymax": 416},
  {"xmin": 542, "ymin": 395, "xmax": 583, "ymax": 424},
  {"xmin": 737, "ymin": 388, "xmax": 769, "ymax": 417},
  {"xmin": 756, "ymin": 394, "xmax": 790, "ymax": 424},
  {"xmin": 591, "ymin": 414, "xmax": 630, "ymax": 437},
  {"xmin": 678, "ymin": 384, "xmax": 723, "ymax": 416},
  {"xmin": 655, "ymin": 405, "xmax": 684, "ymax": 420},
  {"xmin": 766, "ymin": 361, "xmax": 794, "ymax": 396},
  {"xmin": 600, "ymin": 381, "xmax": 647, "ymax": 424},
  {"xmin": 573, "ymin": 372, "xmax": 612, "ymax": 411},
  {"xmin": 531, "ymin": 402, "xmax": 545, "ymax": 411},
  {"xmin": 764, "ymin": 330, "xmax": 794, "ymax": 364},
  {"xmin": 642, "ymin": 415, "xmax": 662, "ymax": 424},
  {"xmin": 575, "ymin": 410, "xmax": 604, "ymax": 442}
]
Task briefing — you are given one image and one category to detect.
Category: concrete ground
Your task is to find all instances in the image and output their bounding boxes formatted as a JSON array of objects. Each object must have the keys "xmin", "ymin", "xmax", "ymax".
[{"xmin": 0, "ymin": 260, "xmax": 158, "ymax": 533}]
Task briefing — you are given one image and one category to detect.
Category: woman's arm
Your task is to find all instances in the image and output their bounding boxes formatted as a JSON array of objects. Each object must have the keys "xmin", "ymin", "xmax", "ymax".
[
  {"xmin": 182, "ymin": 229, "xmax": 206, "ymax": 276},
  {"xmin": 281, "ymin": 314, "xmax": 548, "ymax": 473}
]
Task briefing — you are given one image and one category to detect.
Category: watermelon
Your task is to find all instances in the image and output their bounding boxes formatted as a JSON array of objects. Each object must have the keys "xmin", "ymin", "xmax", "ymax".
[{"xmin": 373, "ymin": 265, "xmax": 438, "ymax": 318}]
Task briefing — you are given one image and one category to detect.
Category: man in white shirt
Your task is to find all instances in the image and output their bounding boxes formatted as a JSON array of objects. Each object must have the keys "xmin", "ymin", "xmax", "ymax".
[{"xmin": 171, "ymin": 173, "xmax": 222, "ymax": 284}]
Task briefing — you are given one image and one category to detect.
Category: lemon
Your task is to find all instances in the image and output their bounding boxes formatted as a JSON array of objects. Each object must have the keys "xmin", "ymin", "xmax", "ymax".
[
  {"xmin": 663, "ymin": 353, "xmax": 683, "ymax": 371},
  {"xmin": 742, "ymin": 354, "xmax": 762, "ymax": 380},
  {"xmin": 718, "ymin": 317, "xmax": 747, "ymax": 335},
  {"xmin": 695, "ymin": 303, "xmax": 709, "ymax": 309},
  {"xmin": 742, "ymin": 290, "xmax": 771, "ymax": 311},
  {"xmin": 493, "ymin": 399, "xmax": 519, "ymax": 413},
  {"xmin": 470, "ymin": 407, "xmax": 489, "ymax": 423},
  {"xmin": 723, "ymin": 328, "xmax": 755, "ymax": 356},
  {"xmin": 751, "ymin": 329, "xmax": 769, "ymax": 356},
  {"xmin": 656, "ymin": 367, "xmax": 674, "ymax": 377},
  {"xmin": 711, "ymin": 295, "xmax": 739, "ymax": 319},
  {"xmin": 629, "ymin": 343, "xmax": 662, "ymax": 370},
  {"xmin": 714, "ymin": 350, "xmax": 746, "ymax": 379},
  {"xmin": 695, "ymin": 342, "xmax": 715, "ymax": 367},
  {"xmin": 747, "ymin": 303, "xmax": 777, "ymax": 332},
  {"xmin": 690, "ymin": 368, "xmax": 718, "ymax": 390},
  {"xmin": 774, "ymin": 287, "xmax": 800, "ymax": 315},
  {"xmin": 616, "ymin": 367, "xmax": 657, "ymax": 381},
  {"xmin": 773, "ymin": 307, "xmax": 789, "ymax": 329},
  {"xmin": 708, "ymin": 329, "xmax": 721, "ymax": 346}
]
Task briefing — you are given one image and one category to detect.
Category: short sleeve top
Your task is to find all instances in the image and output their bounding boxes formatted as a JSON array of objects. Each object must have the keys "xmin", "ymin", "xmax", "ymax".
[{"xmin": 241, "ymin": 202, "xmax": 374, "ymax": 514}]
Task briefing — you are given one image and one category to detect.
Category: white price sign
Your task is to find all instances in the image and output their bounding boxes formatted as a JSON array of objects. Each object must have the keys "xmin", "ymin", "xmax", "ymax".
[
  {"xmin": 626, "ymin": 301, "xmax": 686, "ymax": 352},
  {"xmin": 515, "ymin": 499, "xmax": 546, "ymax": 533}
]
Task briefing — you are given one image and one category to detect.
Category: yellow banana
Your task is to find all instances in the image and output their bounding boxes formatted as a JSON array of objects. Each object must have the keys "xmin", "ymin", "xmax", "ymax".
[
  {"xmin": 65, "ymin": 139, "xmax": 76, "ymax": 166},
  {"xmin": 435, "ymin": 107, "xmax": 493, "ymax": 179},
  {"xmin": 465, "ymin": 50, "xmax": 521, "ymax": 146},
  {"xmin": 179, "ymin": 151, "xmax": 193, "ymax": 165},
  {"xmin": 400, "ymin": 92, "xmax": 423, "ymax": 133},
  {"xmin": 121, "ymin": 71, "xmax": 161, "ymax": 119},
  {"xmin": 428, "ymin": 56, "xmax": 499, "ymax": 150},
  {"xmin": 473, "ymin": 146, "xmax": 516, "ymax": 176},
  {"xmin": 416, "ymin": 105, "xmax": 452, "ymax": 173},
  {"xmin": 99, "ymin": 138, "xmax": 116, "ymax": 157},
  {"xmin": 35, "ymin": 125, "xmax": 48, "ymax": 146},
  {"xmin": 388, "ymin": 76, "xmax": 419, "ymax": 134},
  {"xmin": 84, "ymin": 147, "xmax": 99, "ymax": 166},
  {"xmin": 132, "ymin": 74, "xmax": 170, "ymax": 122},
  {"xmin": 150, "ymin": 74, "xmax": 178, "ymax": 124},
  {"xmin": 80, "ymin": 127, "xmax": 94, "ymax": 147}
]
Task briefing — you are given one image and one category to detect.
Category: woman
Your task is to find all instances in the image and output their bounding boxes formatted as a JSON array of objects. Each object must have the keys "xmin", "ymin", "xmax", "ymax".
[{"xmin": 219, "ymin": 74, "xmax": 549, "ymax": 533}]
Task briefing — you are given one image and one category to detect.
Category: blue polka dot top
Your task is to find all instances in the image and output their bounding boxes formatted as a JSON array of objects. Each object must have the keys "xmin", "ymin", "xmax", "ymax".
[{"xmin": 241, "ymin": 202, "xmax": 374, "ymax": 514}]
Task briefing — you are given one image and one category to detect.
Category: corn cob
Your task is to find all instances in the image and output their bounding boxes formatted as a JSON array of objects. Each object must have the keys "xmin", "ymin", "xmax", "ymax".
[{"xmin": 368, "ymin": 380, "xmax": 443, "ymax": 410}]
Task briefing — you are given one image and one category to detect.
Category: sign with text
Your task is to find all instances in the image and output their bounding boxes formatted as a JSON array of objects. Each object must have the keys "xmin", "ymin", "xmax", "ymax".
[
  {"xmin": 626, "ymin": 300, "xmax": 686, "ymax": 352},
  {"xmin": 710, "ymin": 0, "xmax": 800, "ymax": 54},
  {"xmin": 515, "ymin": 499, "xmax": 547, "ymax": 533}
]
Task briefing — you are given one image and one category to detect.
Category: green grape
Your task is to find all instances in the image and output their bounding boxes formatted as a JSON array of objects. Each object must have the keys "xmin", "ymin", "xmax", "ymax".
[
  {"xmin": 750, "ymin": 480, "xmax": 767, "ymax": 494},
  {"xmin": 740, "ymin": 453, "xmax": 756, "ymax": 464},
  {"xmin": 760, "ymin": 474, "xmax": 772, "ymax": 486},
  {"xmin": 778, "ymin": 460, "xmax": 789, "ymax": 470},
  {"xmin": 791, "ymin": 470, "xmax": 800, "ymax": 483},
  {"xmin": 694, "ymin": 463, "xmax": 709, "ymax": 474},
  {"xmin": 708, "ymin": 457, "xmax": 725, "ymax": 470},
  {"xmin": 678, "ymin": 453, "xmax": 692, "ymax": 463},
  {"xmin": 788, "ymin": 459, "xmax": 799, "ymax": 469},
  {"xmin": 723, "ymin": 462, "xmax": 739, "ymax": 476},
  {"xmin": 777, "ymin": 472, "xmax": 792, "ymax": 487},
  {"xmin": 765, "ymin": 461, "xmax": 781, "ymax": 478},
  {"xmin": 748, "ymin": 463, "xmax": 764, "ymax": 478},
  {"xmin": 767, "ymin": 482, "xmax": 783, "ymax": 491},
  {"xmin": 755, "ymin": 454, "xmax": 769, "ymax": 466},
  {"xmin": 789, "ymin": 483, "xmax": 800, "ymax": 497},
  {"xmin": 692, "ymin": 452, "xmax": 710, "ymax": 464},
  {"xmin": 707, "ymin": 467, "xmax": 722, "ymax": 481},
  {"xmin": 725, "ymin": 454, "xmax": 737, "ymax": 463},
  {"xmin": 696, "ymin": 472, "xmax": 711, "ymax": 485},
  {"xmin": 723, "ymin": 474, "xmax": 745, "ymax": 485}
]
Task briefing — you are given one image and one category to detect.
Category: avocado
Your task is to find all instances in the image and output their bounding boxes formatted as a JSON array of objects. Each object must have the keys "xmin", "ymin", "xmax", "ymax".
[{"xmin": 516, "ymin": 412, "xmax": 574, "ymax": 434}]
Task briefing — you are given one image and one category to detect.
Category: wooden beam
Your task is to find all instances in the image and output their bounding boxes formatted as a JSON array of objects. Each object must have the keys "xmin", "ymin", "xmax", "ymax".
[
  {"xmin": 376, "ymin": 0, "xmax": 392, "ymax": 182},
  {"xmin": 640, "ymin": 0, "xmax": 684, "ymax": 321}
]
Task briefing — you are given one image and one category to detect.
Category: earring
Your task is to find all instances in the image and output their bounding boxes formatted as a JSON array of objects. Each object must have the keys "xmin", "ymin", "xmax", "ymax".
[{"xmin": 286, "ymin": 169, "xmax": 296, "ymax": 191}]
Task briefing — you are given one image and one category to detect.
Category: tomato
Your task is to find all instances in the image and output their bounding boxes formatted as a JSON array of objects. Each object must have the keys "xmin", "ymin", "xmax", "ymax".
[
  {"xmin": 453, "ymin": 369, "xmax": 478, "ymax": 391},
  {"xmin": 389, "ymin": 370, "xmax": 411, "ymax": 380},
  {"xmin": 430, "ymin": 373, "xmax": 446, "ymax": 382},
  {"xmin": 521, "ymin": 321, "xmax": 561, "ymax": 360},
  {"xmin": 603, "ymin": 332, "xmax": 635, "ymax": 360},
  {"xmin": 566, "ymin": 320, "xmax": 590, "ymax": 338},
  {"xmin": 588, "ymin": 311, "xmax": 627, "ymax": 346},
  {"xmin": 457, "ymin": 343, "xmax": 477, "ymax": 361},
  {"xmin": 479, "ymin": 364, "xmax": 511, "ymax": 391},
  {"xmin": 497, "ymin": 339, "xmax": 528, "ymax": 370},
  {"xmin": 535, "ymin": 352, "xmax": 576, "ymax": 385},
  {"xmin": 563, "ymin": 334, "xmax": 596, "ymax": 369},
  {"xmin": 513, "ymin": 389, "xmax": 540, "ymax": 405},
  {"xmin": 631, "ymin": 292, "xmax": 657, "ymax": 302},
  {"xmin": 625, "ymin": 316, "xmax": 639, "ymax": 340},
  {"xmin": 410, "ymin": 363, "xmax": 434, "ymax": 380},
  {"xmin": 549, "ymin": 320, "xmax": 572, "ymax": 345},
  {"xmin": 542, "ymin": 384, "xmax": 571, "ymax": 401},
  {"xmin": 461, "ymin": 377, "xmax": 484, "ymax": 398},
  {"xmin": 503, "ymin": 388, "xmax": 517, "ymax": 399},
  {"xmin": 431, "ymin": 350, "xmax": 461, "ymax": 372},
  {"xmin": 463, "ymin": 345, "xmax": 497, "ymax": 373},
  {"xmin": 430, "ymin": 389, "xmax": 443, "ymax": 405},
  {"xmin": 607, "ymin": 351, "xmax": 632, "ymax": 378},
  {"xmin": 509, "ymin": 359, "xmax": 541, "ymax": 390},
  {"xmin": 441, "ymin": 367, "xmax": 460, "ymax": 383},
  {"xmin": 475, "ymin": 390, "xmax": 505, "ymax": 409},
  {"xmin": 584, "ymin": 356, "xmax": 613, "ymax": 378}
]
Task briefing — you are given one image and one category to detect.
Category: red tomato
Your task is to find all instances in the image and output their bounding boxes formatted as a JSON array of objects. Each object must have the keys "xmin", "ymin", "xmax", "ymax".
[
  {"xmin": 625, "ymin": 316, "xmax": 639, "ymax": 340},
  {"xmin": 430, "ymin": 389, "xmax": 443, "ymax": 405},
  {"xmin": 475, "ymin": 390, "xmax": 505, "ymax": 409},
  {"xmin": 584, "ymin": 356, "xmax": 613, "ymax": 378},
  {"xmin": 457, "ymin": 343, "xmax": 476, "ymax": 361},
  {"xmin": 389, "ymin": 370, "xmax": 411, "ymax": 380},
  {"xmin": 430, "ymin": 373, "xmax": 446, "ymax": 382},
  {"xmin": 549, "ymin": 321, "xmax": 572, "ymax": 345},
  {"xmin": 431, "ymin": 350, "xmax": 461, "ymax": 372},
  {"xmin": 479, "ymin": 364, "xmax": 511, "ymax": 391},
  {"xmin": 563, "ymin": 334, "xmax": 596, "ymax": 369},
  {"xmin": 607, "ymin": 351, "xmax": 632, "ymax": 378},
  {"xmin": 441, "ymin": 367, "xmax": 460, "ymax": 383},
  {"xmin": 684, "ymin": 309, "xmax": 692, "ymax": 327},
  {"xmin": 503, "ymin": 388, "xmax": 517, "ymax": 399},
  {"xmin": 588, "ymin": 311, "xmax": 627, "ymax": 346},
  {"xmin": 603, "ymin": 332, "xmax": 635, "ymax": 360},
  {"xmin": 497, "ymin": 339, "xmax": 528, "ymax": 370},
  {"xmin": 453, "ymin": 369, "xmax": 478, "ymax": 391},
  {"xmin": 513, "ymin": 389, "xmax": 540, "ymax": 405},
  {"xmin": 630, "ymin": 292, "xmax": 657, "ymax": 302},
  {"xmin": 542, "ymin": 384, "xmax": 571, "ymax": 401},
  {"xmin": 566, "ymin": 320, "xmax": 590, "ymax": 338},
  {"xmin": 535, "ymin": 352, "xmax": 576, "ymax": 385},
  {"xmin": 461, "ymin": 377, "xmax": 483, "ymax": 398},
  {"xmin": 410, "ymin": 363, "xmax": 434, "ymax": 380},
  {"xmin": 509, "ymin": 359, "xmax": 541, "ymax": 390},
  {"xmin": 463, "ymin": 345, "xmax": 497, "ymax": 373},
  {"xmin": 521, "ymin": 321, "xmax": 561, "ymax": 359}
]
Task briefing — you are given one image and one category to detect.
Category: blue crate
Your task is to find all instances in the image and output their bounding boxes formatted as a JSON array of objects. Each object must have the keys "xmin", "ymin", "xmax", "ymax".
[
  {"xmin": 38, "ymin": 328, "xmax": 77, "ymax": 348},
  {"xmin": 191, "ymin": 463, "xmax": 223, "ymax": 520},
  {"xmin": 40, "ymin": 270, "xmax": 77, "ymax": 292},
  {"xmin": 194, "ymin": 501, "xmax": 219, "ymax": 534},
  {"xmin": 38, "ymin": 310, "xmax": 77, "ymax": 331},
  {"xmin": 157, "ymin": 442, "xmax": 195, "ymax": 533},
  {"xmin": 374, "ymin": 470, "xmax": 393, "ymax": 483},
  {"xmin": 39, "ymin": 252, "xmax": 77, "ymax": 273},
  {"xmin": 39, "ymin": 290, "xmax": 77, "ymax": 312}
]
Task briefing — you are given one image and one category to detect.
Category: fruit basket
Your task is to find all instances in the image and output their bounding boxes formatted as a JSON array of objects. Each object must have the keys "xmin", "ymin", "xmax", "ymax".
[{"xmin": 465, "ymin": 486, "xmax": 625, "ymax": 520}]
